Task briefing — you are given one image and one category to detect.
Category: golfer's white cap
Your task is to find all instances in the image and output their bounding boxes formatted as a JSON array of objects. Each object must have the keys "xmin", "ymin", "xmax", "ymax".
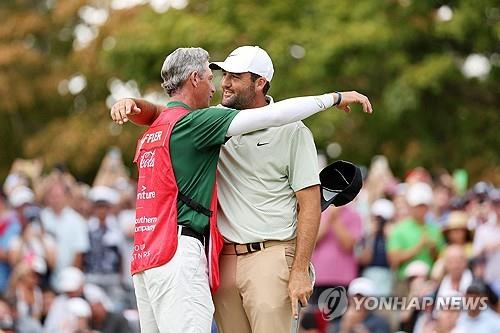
[{"xmin": 209, "ymin": 46, "xmax": 274, "ymax": 82}]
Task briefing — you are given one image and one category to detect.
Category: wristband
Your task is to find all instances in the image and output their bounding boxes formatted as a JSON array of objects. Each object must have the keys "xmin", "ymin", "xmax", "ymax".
[{"xmin": 333, "ymin": 92, "xmax": 342, "ymax": 106}]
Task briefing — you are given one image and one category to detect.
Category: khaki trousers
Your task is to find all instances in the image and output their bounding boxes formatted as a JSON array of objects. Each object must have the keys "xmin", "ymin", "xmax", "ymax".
[{"xmin": 213, "ymin": 240, "xmax": 296, "ymax": 333}]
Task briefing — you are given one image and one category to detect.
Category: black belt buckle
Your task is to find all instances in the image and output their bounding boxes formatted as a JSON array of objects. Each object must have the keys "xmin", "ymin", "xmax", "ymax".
[
  {"xmin": 246, "ymin": 242, "xmax": 263, "ymax": 253},
  {"xmin": 234, "ymin": 242, "xmax": 263, "ymax": 256}
]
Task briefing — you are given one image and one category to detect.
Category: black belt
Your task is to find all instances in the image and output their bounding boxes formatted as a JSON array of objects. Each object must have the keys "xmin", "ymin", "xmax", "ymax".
[{"xmin": 179, "ymin": 225, "xmax": 205, "ymax": 244}]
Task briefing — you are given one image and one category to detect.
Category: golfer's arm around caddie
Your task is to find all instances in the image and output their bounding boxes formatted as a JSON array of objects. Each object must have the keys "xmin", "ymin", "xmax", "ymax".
[{"xmin": 112, "ymin": 90, "xmax": 372, "ymax": 131}]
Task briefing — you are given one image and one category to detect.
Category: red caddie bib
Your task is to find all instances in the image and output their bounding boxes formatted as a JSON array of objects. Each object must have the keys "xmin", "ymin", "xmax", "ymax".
[{"xmin": 131, "ymin": 105, "xmax": 224, "ymax": 292}]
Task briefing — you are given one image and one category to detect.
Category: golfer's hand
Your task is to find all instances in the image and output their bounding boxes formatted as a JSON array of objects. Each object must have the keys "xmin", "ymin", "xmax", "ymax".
[
  {"xmin": 288, "ymin": 268, "xmax": 313, "ymax": 319},
  {"xmin": 111, "ymin": 98, "xmax": 141, "ymax": 125},
  {"xmin": 335, "ymin": 91, "xmax": 373, "ymax": 114}
]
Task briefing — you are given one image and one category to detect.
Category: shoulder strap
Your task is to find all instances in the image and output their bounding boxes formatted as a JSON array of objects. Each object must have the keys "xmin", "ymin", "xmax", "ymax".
[{"xmin": 177, "ymin": 192, "xmax": 213, "ymax": 217}]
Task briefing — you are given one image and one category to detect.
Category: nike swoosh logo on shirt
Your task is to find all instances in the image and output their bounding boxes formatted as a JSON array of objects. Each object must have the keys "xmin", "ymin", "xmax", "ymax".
[{"xmin": 257, "ymin": 142, "xmax": 269, "ymax": 146}]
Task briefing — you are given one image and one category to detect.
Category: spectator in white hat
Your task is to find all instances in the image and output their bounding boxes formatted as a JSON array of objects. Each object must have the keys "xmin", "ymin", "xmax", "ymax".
[
  {"xmin": 330, "ymin": 277, "xmax": 390, "ymax": 333},
  {"xmin": 387, "ymin": 183, "xmax": 445, "ymax": 282},
  {"xmin": 357, "ymin": 198, "xmax": 395, "ymax": 296},
  {"xmin": 405, "ymin": 260, "xmax": 431, "ymax": 280},
  {"xmin": 6, "ymin": 259, "xmax": 45, "ymax": 321},
  {"xmin": 83, "ymin": 186, "xmax": 124, "ymax": 307},
  {"xmin": 6, "ymin": 259, "xmax": 45, "ymax": 333},
  {"xmin": 8, "ymin": 200, "xmax": 56, "ymax": 290},
  {"xmin": 8, "ymin": 186, "xmax": 34, "ymax": 211},
  {"xmin": 84, "ymin": 284, "xmax": 132, "ymax": 333},
  {"xmin": 43, "ymin": 266, "xmax": 85, "ymax": 333},
  {"xmin": 66, "ymin": 297, "xmax": 92, "ymax": 333},
  {"xmin": 400, "ymin": 260, "xmax": 436, "ymax": 333}
]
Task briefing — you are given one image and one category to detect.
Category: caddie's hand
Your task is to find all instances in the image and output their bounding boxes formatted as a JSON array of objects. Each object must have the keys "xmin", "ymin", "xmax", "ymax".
[
  {"xmin": 110, "ymin": 98, "xmax": 141, "ymax": 125},
  {"xmin": 335, "ymin": 91, "xmax": 373, "ymax": 114},
  {"xmin": 288, "ymin": 268, "xmax": 313, "ymax": 319}
]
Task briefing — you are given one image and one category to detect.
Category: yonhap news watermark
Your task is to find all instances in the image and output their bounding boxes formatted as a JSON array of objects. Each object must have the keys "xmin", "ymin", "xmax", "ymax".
[
  {"xmin": 318, "ymin": 287, "xmax": 488, "ymax": 320},
  {"xmin": 350, "ymin": 295, "xmax": 488, "ymax": 312}
]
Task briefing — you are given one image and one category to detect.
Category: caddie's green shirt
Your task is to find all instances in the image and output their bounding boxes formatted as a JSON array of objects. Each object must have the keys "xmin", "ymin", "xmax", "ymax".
[{"xmin": 167, "ymin": 101, "xmax": 239, "ymax": 234}]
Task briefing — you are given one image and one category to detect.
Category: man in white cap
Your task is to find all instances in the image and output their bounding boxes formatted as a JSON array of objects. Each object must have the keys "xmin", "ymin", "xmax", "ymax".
[
  {"xmin": 84, "ymin": 284, "xmax": 133, "ymax": 333},
  {"xmin": 112, "ymin": 46, "xmax": 373, "ymax": 333},
  {"xmin": 83, "ymin": 186, "xmax": 124, "ymax": 305},
  {"xmin": 211, "ymin": 46, "xmax": 321, "ymax": 332},
  {"xmin": 43, "ymin": 266, "xmax": 86, "ymax": 332},
  {"xmin": 357, "ymin": 198, "xmax": 395, "ymax": 296},
  {"xmin": 331, "ymin": 277, "xmax": 390, "ymax": 333},
  {"xmin": 387, "ymin": 182, "xmax": 445, "ymax": 282}
]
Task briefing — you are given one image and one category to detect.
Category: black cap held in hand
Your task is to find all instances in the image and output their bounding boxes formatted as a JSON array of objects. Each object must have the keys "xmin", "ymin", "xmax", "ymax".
[{"xmin": 320, "ymin": 160, "xmax": 363, "ymax": 212}]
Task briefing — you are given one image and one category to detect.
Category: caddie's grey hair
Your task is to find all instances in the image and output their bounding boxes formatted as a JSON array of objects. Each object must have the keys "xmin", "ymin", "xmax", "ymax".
[{"xmin": 160, "ymin": 47, "xmax": 209, "ymax": 96}]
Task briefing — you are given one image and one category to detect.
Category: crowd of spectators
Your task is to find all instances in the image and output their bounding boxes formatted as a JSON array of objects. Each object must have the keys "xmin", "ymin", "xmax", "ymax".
[
  {"xmin": 301, "ymin": 156, "xmax": 500, "ymax": 333},
  {"xmin": 0, "ymin": 152, "xmax": 498, "ymax": 333},
  {"xmin": 0, "ymin": 151, "xmax": 137, "ymax": 333}
]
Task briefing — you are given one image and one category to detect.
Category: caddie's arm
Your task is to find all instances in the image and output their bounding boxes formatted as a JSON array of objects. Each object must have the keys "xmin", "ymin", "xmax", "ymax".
[
  {"xmin": 110, "ymin": 98, "xmax": 164, "ymax": 125},
  {"xmin": 288, "ymin": 185, "xmax": 321, "ymax": 318}
]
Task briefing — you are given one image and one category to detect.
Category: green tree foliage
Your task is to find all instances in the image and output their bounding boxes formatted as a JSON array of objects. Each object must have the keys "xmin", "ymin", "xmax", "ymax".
[{"xmin": 1, "ymin": 0, "xmax": 499, "ymax": 183}]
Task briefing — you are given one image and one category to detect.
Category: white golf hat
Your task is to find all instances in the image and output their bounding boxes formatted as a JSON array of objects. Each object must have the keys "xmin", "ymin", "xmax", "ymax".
[
  {"xmin": 88, "ymin": 186, "xmax": 119, "ymax": 205},
  {"xmin": 371, "ymin": 198, "xmax": 395, "ymax": 220},
  {"xmin": 405, "ymin": 260, "xmax": 430, "ymax": 279},
  {"xmin": 348, "ymin": 277, "xmax": 376, "ymax": 296},
  {"xmin": 58, "ymin": 266, "xmax": 85, "ymax": 293},
  {"xmin": 406, "ymin": 182, "xmax": 433, "ymax": 207},
  {"xmin": 84, "ymin": 284, "xmax": 113, "ymax": 310},
  {"xmin": 8, "ymin": 186, "xmax": 34, "ymax": 208},
  {"xmin": 67, "ymin": 297, "xmax": 91, "ymax": 318},
  {"xmin": 209, "ymin": 46, "xmax": 274, "ymax": 82}
]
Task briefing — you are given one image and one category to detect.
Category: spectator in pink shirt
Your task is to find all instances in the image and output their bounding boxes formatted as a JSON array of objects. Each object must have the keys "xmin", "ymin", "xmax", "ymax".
[{"xmin": 310, "ymin": 205, "xmax": 363, "ymax": 305}]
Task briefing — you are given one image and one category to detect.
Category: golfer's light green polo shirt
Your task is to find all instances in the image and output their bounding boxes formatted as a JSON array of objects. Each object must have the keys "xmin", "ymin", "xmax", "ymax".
[
  {"xmin": 168, "ymin": 101, "xmax": 239, "ymax": 234},
  {"xmin": 217, "ymin": 120, "xmax": 320, "ymax": 243},
  {"xmin": 387, "ymin": 217, "xmax": 446, "ymax": 280}
]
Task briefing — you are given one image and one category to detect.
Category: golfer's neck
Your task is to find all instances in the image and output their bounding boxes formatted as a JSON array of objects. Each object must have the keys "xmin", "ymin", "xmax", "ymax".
[{"xmin": 249, "ymin": 94, "xmax": 268, "ymax": 108}]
